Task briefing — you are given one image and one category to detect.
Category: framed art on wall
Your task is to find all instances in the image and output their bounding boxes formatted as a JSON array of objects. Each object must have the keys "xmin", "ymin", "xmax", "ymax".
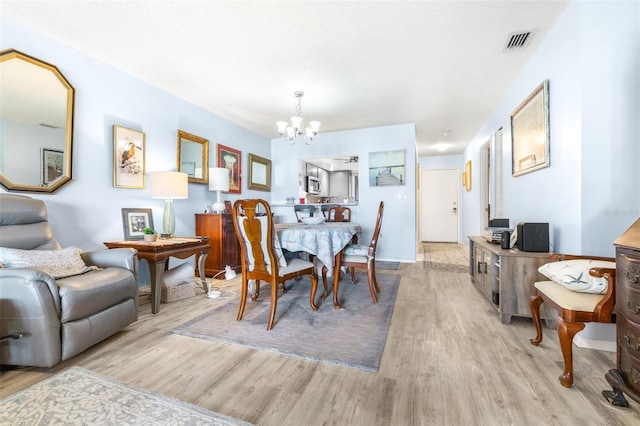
[
  {"xmin": 41, "ymin": 148, "xmax": 64, "ymax": 186},
  {"xmin": 248, "ymin": 153, "xmax": 271, "ymax": 192},
  {"xmin": 511, "ymin": 80, "xmax": 550, "ymax": 177},
  {"xmin": 121, "ymin": 208, "xmax": 154, "ymax": 240},
  {"xmin": 368, "ymin": 149, "xmax": 405, "ymax": 186},
  {"xmin": 465, "ymin": 160, "xmax": 472, "ymax": 191},
  {"xmin": 217, "ymin": 143, "xmax": 241, "ymax": 193},
  {"xmin": 113, "ymin": 125, "xmax": 145, "ymax": 188}
]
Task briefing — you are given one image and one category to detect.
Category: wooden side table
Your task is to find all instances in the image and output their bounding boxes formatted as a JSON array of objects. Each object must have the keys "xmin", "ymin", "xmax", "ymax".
[{"xmin": 104, "ymin": 237, "xmax": 210, "ymax": 314}]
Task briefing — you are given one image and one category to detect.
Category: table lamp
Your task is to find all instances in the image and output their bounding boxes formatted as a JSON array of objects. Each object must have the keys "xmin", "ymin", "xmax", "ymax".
[
  {"xmin": 149, "ymin": 171, "xmax": 188, "ymax": 237},
  {"xmin": 209, "ymin": 167, "xmax": 230, "ymax": 213}
]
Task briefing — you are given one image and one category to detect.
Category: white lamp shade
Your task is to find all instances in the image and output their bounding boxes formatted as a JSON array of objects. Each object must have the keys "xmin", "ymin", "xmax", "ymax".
[
  {"xmin": 209, "ymin": 167, "xmax": 230, "ymax": 192},
  {"xmin": 149, "ymin": 171, "xmax": 188, "ymax": 199}
]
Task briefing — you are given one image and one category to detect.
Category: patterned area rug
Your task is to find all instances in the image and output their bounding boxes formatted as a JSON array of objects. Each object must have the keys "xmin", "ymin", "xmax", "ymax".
[
  {"xmin": 422, "ymin": 242, "xmax": 469, "ymax": 273},
  {"xmin": 0, "ymin": 367, "xmax": 252, "ymax": 425},
  {"xmin": 376, "ymin": 261, "xmax": 400, "ymax": 270},
  {"xmin": 173, "ymin": 273, "xmax": 400, "ymax": 372}
]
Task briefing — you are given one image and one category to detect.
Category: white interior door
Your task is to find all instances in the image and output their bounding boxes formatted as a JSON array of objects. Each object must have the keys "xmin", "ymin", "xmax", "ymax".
[{"xmin": 420, "ymin": 169, "xmax": 459, "ymax": 242}]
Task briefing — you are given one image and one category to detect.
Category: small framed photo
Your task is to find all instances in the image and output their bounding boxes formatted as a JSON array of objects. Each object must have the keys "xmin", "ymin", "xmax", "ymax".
[
  {"xmin": 114, "ymin": 125, "xmax": 146, "ymax": 188},
  {"xmin": 41, "ymin": 148, "xmax": 64, "ymax": 186},
  {"xmin": 511, "ymin": 80, "xmax": 550, "ymax": 177},
  {"xmin": 217, "ymin": 143, "xmax": 241, "ymax": 193},
  {"xmin": 121, "ymin": 208, "xmax": 154, "ymax": 240},
  {"xmin": 224, "ymin": 200, "xmax": 232, "ymax": 214}
]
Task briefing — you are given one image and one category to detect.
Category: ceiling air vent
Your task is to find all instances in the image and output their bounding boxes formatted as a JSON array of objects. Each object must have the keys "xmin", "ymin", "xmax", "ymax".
[{"xmin": 503, "ymin": 31, "xmax": 534, "ymax": 52}]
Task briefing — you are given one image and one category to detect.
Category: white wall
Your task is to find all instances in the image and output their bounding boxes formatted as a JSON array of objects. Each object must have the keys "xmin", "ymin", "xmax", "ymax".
[
  {"xmin": 1, "ymin": 17, "xmax": 271, "ymax": 264},
  {"xmin": 271, "ymin": 124, "xmax": 417, "ymax": 263},
  {"xmin": 458, "ymin": 0, "xmax": 640, "ymax": 257}
]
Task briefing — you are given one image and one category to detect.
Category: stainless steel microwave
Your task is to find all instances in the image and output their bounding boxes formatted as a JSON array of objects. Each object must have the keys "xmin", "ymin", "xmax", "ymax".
[{"xmin": 307, "ymin": 176, "xmax": 321, "ymax": 194}]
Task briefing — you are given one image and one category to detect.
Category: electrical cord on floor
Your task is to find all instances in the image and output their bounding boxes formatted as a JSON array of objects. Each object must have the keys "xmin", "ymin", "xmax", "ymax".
[{"xmin": 204, "ymin": 270, "xmax": 237, "ymax": 299}]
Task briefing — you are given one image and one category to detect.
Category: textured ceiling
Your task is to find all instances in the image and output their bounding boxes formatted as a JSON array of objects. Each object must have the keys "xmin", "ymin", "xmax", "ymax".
[{"xmin": 1, "ymin": 0, "xmax": 569, "ymax": 156}]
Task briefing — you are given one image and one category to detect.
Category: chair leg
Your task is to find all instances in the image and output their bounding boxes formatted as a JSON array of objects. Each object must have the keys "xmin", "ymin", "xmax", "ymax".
[
  {"xmin": 370, "ymin": 260, "xmax": 380, "ymax": 293},
  {"xmin": 309, "ymin": 274, "xmax": 319, "ymax": 311},
  {"xmin": 266, "ymin": 280, "xmax": 279, "ymax": 331},
  {"xmin": 529, "ymin": 294, "xmax": 544, "ymax": 346},
  {"xmin": 251, "ymin": 280, "xmax": 261, "ymax": 301},
  {"xmin": 557, "ymin": 320, "xmax": 585, "ymax": 387},
  {"xmin": 367, "ymin": 261, "xmax": 379, "ymax": 303},
  {"xmin": 236, "ymin": 277, "xmax": 248, "ymax": 321},
  {"xmin": 351, "ymin": 267, "xmax": 359, "ymax": 284}
]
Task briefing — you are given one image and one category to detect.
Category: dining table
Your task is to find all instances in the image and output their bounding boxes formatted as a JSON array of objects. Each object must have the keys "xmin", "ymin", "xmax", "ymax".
[{"xmin": 274, "ymin": 222, "xmax": 361, "ymax": 309}]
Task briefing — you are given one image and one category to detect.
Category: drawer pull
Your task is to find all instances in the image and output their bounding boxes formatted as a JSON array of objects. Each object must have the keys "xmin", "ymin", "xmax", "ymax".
[
  {"xmin": 624, "ymin": 333, "xmax": 640, "ymax": 351},
  {"xmin": 626, "ymin": 297, "xmax": 640, "ymax": 314},
  {"xmin": 631, "ymin": 367, "xmax": 640, "ymax": 385},
  {"xmin": 625, "ymin": 269, "xmax": 640, "ymax": 284}
]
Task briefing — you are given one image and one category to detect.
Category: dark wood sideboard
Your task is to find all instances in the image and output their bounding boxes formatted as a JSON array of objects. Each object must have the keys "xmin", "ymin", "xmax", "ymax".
[
  {"xmin": 469, "ymin": 236, "xmax": 553, "ymax": 324},
  {"xmin": 604, "ymin": 217, "xmax": 640, "ymax": 407},
  {"xmin": 195, "ymin": 213, "xmax": 241, "ymax": 278}
]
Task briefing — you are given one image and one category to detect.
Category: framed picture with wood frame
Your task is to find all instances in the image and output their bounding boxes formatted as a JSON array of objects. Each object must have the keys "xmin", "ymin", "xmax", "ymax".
[
  {"xmin": 511, "ymin": 80, "xmax": 550, "ymax": 177},
  {"xmin": 217, "ymin": 143, "xmax": 241, "ymax": 193},
  {"xmin": 121, "ymin": 208, "xmax": 154, "ymax": 240},
  {"xmin": 113, "ymin": 125, "xmax": 145, "ymax": 188}
]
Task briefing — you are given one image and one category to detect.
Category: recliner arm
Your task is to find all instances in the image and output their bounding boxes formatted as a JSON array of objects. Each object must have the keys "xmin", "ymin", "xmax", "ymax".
[
  {"xmin": 0, "ymin": 268, "xmax": 61, "ymax": 314},
  {"xmin": 81, "ymin": 248, "xmax": 137, "ymax": 272}
]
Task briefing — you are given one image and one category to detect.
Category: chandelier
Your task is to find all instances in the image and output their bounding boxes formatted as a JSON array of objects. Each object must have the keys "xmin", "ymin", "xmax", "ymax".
[{"xmin": 276, "ymin": 91, "xmax": 321, "ymax": 144}]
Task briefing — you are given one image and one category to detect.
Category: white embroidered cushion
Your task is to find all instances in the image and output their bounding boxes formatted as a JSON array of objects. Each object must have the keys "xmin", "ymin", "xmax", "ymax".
[
  {"xmin": 0, "ymin": 246, "xmax": 94, "ymax": 279},
  {"xmin": 237, "ymin": 216, "xmax": 287, "ymax": 271},
  {"xmin": 538, "ymin": 259, "xmax": 616, "ymax": 294},
  {"xmin": 343, "ymin": 244, "xmax": 369, "ymax": 257}
]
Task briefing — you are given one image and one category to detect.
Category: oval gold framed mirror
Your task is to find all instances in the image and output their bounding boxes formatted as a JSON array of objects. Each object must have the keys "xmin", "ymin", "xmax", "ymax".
[
  {"xmin": 0, "ymin": 49, "xmax": 75, "ymax": 193},
  {"xmin": 177, "ymin": 130, "xmax": 209, "ymax": 184}
]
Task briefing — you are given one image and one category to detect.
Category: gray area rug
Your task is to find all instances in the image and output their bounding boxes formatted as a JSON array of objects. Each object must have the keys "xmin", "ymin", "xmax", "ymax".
[
  {"xmin": 173, "ymin": 273, "xmax": 401, "ymax": 372},
  {"xmin": 0, "ymin": 366, "xmax": 252, "ymax": 426},
  {"xmin": 376, "ymin": 260, "xmax": 400, "ymax": 270},
  {"xmin": 423, "ymin": 242, "xmax": 469, "ymax": 273}
]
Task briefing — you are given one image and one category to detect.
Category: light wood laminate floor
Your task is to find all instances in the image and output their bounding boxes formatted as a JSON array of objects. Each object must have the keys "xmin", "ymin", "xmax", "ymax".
[{"xmin": 1, "ymin": 252, "xmax": 639, "ymax": 425}]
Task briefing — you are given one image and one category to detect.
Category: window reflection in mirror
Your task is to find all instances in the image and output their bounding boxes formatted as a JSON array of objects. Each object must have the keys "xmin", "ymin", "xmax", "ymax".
[
  {"xmin": 0, "ymin": 49, "xmax": 74, "ymax": 193},
  {"xmin": 177, "ymin": 130, "xmax": 209, "ymax": 184},
  {"xmin": 301, "ymin": 156, "xmax": 359, "ymax": 202}
]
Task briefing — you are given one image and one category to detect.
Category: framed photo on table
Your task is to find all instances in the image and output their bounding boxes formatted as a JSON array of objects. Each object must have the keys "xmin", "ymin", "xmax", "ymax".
[
  {"xmin": 121, "ymin": 208, "xmax": 154, "ymax": 240},
  {"xmin": 113, "ymin": 125, "xmax": 146, "ymax": 188},
  {"xmin": 217, "ymin": 143, "xmax": 241, "ymax": 193},
  {"xmin": 511, "ymin": 80, "xmax": 550, "ymax": 177},
  {"xmin": 41, "ymin": 148, "xmax": 64, "ymax": 186}
]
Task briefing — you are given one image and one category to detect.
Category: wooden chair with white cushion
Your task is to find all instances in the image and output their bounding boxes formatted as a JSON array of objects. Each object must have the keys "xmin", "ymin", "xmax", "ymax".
[
  {"xmin": 232, "ymin": 199, "xmax": 321, "ymax": 330},
  {"xmin": 530, "ymin": 254, "xmax": 616, "ymax": 387},
  {"xmin": 323, "ymin": 201, "xmax": 384, "ymax": 303}
]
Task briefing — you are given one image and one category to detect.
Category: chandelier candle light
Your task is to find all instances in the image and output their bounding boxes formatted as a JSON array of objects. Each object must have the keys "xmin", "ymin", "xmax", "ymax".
[
  {"xmin": 209, "ymin": 167, "xmax": 230, "ymax": 213},
  {"xmin": 276, "ymin": 91, "xmax": 321, "ymax": 144},
  {"xmin": 149, "ymin": 171, "xmax": 188, "ymax": 238}
]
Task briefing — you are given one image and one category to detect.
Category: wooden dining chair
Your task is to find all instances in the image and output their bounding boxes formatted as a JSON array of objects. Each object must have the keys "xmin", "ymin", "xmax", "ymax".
[
  {"xmin": 529, "ymin": 254, "xmax": 616, "ymax": 387},
  {"xmin": 323, "ymin": 201, "xmax": 384, "ymax": 303},
  {"xmin": 232, "ymin": 199, "xmax": 320, "ymax": 330},
  {"xmin": 327, "ymin": 206, "xmax": 352, "ymax": 222}
]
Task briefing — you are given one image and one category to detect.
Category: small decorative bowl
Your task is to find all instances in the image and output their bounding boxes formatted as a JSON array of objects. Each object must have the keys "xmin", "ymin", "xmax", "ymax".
[
  {"xmin": 143, "ymin": 234, "xmax": 159, "ymax": 242},
  {"xmin": 301, "ymin": 217, "xmax": 325, "ymax": 225}
]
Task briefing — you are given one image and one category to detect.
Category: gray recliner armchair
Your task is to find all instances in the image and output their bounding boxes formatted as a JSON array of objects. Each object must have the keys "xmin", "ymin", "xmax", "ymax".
[{"xmin": 0, "ymin": 194, "xmax": 139, "ymax": 367}]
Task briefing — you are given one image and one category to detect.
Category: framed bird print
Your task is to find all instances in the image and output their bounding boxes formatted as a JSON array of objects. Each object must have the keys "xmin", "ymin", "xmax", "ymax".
[{"xmin": 113, "ymin": 125, "xmax": 146, "ymax": 188}]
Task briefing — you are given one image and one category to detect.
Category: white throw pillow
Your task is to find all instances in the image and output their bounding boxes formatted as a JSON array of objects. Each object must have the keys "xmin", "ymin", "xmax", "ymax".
[
  {"xmin": 0, "ymin": 246, "xmax": 94, "ymax": 279},
  {"xmin": 538, "ymin": 259, "xmax": 616, "ymax": 294}
]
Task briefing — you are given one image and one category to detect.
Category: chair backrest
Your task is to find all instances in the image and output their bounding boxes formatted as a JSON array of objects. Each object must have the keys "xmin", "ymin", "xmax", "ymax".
[
  {"xmin": 367, "ymin": 202, "xmax": 385, "ymax": 257},
  {"xmin": 0, "ymin": 194, "xmax": 60, "ymax": 250},
  {"xmin": 232, "ymin": 199, "xmax": 285, "ymax": 277},
  {"xmin": 294, "ymin": 205, "xmax": 316, "ymax": 223},
  {"xmin": 320, "ymin": 204, "xmax": 338, "ymax": 218},
  {"xmin": 327, "ymin": 206, "xmax": 351, "ymax": 222}
]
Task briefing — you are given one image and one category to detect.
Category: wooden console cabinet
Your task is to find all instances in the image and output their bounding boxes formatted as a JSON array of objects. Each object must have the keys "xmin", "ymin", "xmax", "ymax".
[
  {"xmin": 604, "ymin": 218, "xmax": 640, "ymax": 407},
  {"xmin": 469, "ymin": 236, "xmax": 552, "ymax": 324},
  {"xmin": 195, "ymin": 213, "xmax": 241, "ymax": 278}
]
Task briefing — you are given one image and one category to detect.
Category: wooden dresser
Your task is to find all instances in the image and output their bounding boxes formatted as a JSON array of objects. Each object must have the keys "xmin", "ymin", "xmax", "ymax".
[
  {"xmin": 604, "ymin": 218, "xmax": 640, "ymax": 407},
  {"xmin": 195, "ymin": 213, "xmax": 241, "ymax": 278},
  {"xmin": 469, "ymin": 236, "xmax": 552, "ymax": 324}
]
